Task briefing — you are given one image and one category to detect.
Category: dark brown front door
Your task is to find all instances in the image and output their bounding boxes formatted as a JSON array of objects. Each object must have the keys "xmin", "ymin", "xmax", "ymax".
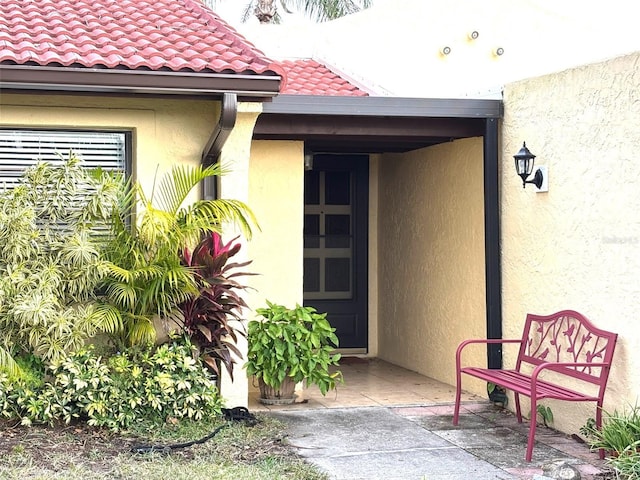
[{"xmin": 303, "ymin": 154, "xmax": 368, "ymax": 350}]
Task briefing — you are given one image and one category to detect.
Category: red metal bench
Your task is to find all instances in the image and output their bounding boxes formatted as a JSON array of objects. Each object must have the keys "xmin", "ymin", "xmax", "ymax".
[{"xmin": 453, "ymin": 310, "xmax": 618, "ymax": 461}]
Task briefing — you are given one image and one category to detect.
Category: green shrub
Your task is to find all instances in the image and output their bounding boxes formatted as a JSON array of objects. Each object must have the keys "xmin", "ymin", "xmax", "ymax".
[
  {"xmin": 0, "ymin": 154, "xmax": 124, "ymax": 371},
  {"xmin": 582, "ymin": 405, "xmax": 640, "ymax": 455},
  {"xmin": 0, "ymin": 156, "xmax": 256, "ymax": 372},
  {"xmin": 582, "ymin": 404, "xmax": 640, "ymax": 479},
  {"xmin": 607, "ymin": 447, "xmax": 640, "ymax": 480},
  {"xmin": 536, "ymin": 404, "xmax": 554, "ymax": 426},
  {"xmin": 0, "ymin": 340, "xmax": 222, "ymax": 431}
]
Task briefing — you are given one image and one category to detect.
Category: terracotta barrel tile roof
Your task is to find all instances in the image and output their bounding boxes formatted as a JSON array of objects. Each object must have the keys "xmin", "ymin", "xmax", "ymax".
[
  {"xmin": 278, "ymin": 59, "xmax": 369, "ymax": 96},
  {"xmin": 0, "ymin": 0, "xmax": 284, "ymax": 77},
  {"xmin": 0, "ymin": 0, "xmax": 373, "ymax": 98}
]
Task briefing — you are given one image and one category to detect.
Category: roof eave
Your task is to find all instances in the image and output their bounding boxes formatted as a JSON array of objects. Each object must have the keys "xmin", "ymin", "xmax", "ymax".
[
  {"xmin": 0, "ymin": 64, "xmax": 282, "ymax": 98},
  {"xmin": 262, "ymin": 94, "xmax": 503, "ymax": 118}
]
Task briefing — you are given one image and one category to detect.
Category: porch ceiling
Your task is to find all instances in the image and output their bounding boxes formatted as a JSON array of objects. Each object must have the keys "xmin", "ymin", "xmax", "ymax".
[{"xmin": 254, "ymin": 95, "xmax": 503, "ymax": 153}]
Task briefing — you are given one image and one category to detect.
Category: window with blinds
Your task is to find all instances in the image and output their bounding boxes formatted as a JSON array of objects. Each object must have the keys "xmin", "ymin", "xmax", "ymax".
[{"xmin": 0, "ymin": 129, "xmax": 129, "ymax": 188}]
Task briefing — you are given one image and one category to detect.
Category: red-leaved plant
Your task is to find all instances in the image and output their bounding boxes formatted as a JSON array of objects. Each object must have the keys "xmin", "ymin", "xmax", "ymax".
[{"xmin": 179, "ymin": 233, "xmax": 254, "ymax": 380}]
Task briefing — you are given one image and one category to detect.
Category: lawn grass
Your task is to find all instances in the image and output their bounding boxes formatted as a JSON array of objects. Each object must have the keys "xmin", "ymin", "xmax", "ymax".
[{"xmin": 0, "ymin": 414, "xmax": 328, "ymax": 480}]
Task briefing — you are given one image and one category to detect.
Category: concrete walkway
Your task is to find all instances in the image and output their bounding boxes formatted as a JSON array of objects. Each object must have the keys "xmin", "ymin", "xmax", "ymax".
[{"xmin": 269, "ymin": 402, "xmax": 612, "ymax": 480}]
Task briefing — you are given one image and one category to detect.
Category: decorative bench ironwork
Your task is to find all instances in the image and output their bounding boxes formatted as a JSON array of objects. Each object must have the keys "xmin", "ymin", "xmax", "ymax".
[{"xmin": 453, "ymin": 310, "xmax": 618, "ymax": 461}]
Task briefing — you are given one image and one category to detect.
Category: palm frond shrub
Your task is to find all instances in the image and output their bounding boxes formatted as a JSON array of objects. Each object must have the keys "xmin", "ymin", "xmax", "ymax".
[
  {"xmin": 99, "ymin": 163, "xmax": 257, "ymax": 348},
  {"xmin": 0, "ymin": 153, "xmax": 124, "ymax": 371}
]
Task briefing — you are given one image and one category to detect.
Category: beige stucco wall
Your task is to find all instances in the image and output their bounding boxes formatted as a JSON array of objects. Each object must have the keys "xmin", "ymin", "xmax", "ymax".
[
  {"xmin": 0, "ymin": 94, "xmax": 221, "ymax": 189},
  {"xmin": 214, "ymin": 102, "xmax": 263, "ymax": 407},
  {"xmin": 502, "ymin": 51, "xmax": 640, "ymax": 434},
  {"xmin": 245, "ymin": 139, "xmax": 304, "ymax": 309},
  {"xmin": 376, "ymin": 138, "xmax": 487, "ymax": 391},
  {"xmin": 242, "ymin": 139, "xmax": 304, "ymax": 397}
]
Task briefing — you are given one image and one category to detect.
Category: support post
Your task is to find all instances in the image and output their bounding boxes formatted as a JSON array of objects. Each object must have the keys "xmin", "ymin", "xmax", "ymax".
[{"xmin": 483, "ymin": 118, "xmax": 503, "ymax": 369}]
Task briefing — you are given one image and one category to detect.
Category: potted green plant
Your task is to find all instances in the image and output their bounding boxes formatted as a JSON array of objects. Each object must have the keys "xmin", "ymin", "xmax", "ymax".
[{"xmin": 245, "ymin": 301, "xmax": 343, "ymax": 405}]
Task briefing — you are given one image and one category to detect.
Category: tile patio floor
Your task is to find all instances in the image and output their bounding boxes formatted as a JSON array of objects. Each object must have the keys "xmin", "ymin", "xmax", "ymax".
[{"xmin": 249, "ymin": 357, "xmax": 483, "ymax": 411}]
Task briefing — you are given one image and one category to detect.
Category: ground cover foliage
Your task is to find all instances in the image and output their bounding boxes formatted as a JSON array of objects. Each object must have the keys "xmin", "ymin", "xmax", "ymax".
[
  {"xmin": 0, "ymin": 340, "xmax": 222, "ymax": 430},
  {"xmin": 0, "ymin": 414, "xmax": 328, "ymax": 480}
]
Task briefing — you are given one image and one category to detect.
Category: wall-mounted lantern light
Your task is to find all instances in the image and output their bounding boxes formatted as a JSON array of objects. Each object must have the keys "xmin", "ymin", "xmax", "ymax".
[{"xmin": 514, "ymin": 142, "xmax": 544, "ymax": 189}]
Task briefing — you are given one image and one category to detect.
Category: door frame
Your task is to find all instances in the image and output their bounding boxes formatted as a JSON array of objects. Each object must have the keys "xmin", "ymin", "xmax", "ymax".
[{"xmin": 303, "ymin": 154, "xmax": 369, "ymax": 352}]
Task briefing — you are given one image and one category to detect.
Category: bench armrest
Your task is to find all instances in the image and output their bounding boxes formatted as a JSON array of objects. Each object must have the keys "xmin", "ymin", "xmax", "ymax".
[{"xmin": 456, "ymin": 338, "xmax": 523, "ymax": 369}]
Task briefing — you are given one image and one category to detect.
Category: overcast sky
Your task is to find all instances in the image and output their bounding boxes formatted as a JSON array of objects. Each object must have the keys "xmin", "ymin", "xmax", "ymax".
[{"xmin": 205, "ymin": 0, "xmax": 385, "ymax": 26}]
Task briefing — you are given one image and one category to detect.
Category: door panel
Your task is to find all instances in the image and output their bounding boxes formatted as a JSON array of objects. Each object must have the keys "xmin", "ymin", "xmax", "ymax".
[{"xmin": 303, "ymin": 155, "xmax": 368, "ymax": 350}]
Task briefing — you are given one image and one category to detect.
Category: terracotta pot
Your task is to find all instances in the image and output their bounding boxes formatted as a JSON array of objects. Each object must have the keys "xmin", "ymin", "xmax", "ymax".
[
  {"xmin": 258, "ymin": 376, "xmax": 296, "ymax": 405},
  {"xmin": 488, "ymin": 385, "xmax": 508, "ymax": 405}
]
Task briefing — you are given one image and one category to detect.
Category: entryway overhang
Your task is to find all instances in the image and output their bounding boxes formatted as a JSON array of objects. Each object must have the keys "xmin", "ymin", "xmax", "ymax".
[
  {"xmin": 255, "ymin": 94, "xmax": 502, "ymax": 153},
  {"xmin": 254, "ymin": 94, "xmax": 505, "ymax": 369}
]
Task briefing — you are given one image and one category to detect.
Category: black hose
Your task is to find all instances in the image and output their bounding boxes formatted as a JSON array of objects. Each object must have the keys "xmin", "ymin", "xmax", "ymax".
[{"xmin": 130, "ymin": 406, "xmax": 258, "ymax": 454}]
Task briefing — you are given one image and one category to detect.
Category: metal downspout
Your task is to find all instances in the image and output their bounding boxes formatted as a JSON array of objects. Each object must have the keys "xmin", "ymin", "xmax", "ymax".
[
  {"xmin": 202, "ymin": 92, "xmax": 238, "ymax": 200},
  {"xmin": 483, "ymin": 118, "xmax": 503, "ymax": 369}
]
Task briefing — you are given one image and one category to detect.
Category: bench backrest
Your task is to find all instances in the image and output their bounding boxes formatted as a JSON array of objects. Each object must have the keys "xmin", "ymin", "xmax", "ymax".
[{"xmin": 516, "ymin": 310, "xmax": 618, "ymax": 387}]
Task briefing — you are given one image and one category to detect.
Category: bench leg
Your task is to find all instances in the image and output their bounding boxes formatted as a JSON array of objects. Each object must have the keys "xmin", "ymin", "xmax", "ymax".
[
  {"xmin": 526, "ymin": 397, "xmax": 538, "ymax": 462},
  {"xmin": 515, "ymin": 393, "xmax": 523, "ymax": 423},
  {"xmin": 596, "ymin": 401, "xmax": 605, "ymax": 460},
  {"xmin": 453, "ymin": 371, "xmax": 462, "ymax": 425}
]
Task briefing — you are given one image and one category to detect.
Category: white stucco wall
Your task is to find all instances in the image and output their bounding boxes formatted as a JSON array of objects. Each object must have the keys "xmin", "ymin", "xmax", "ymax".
[
  {"xmin": 377, "ymin": 138, "xmax": 486, "ymax": 390},
  {"xmin": 232, "ymin": 0, "xmax": 640, "ymax": 98},
  {"xmin": 501, "ymin": 51, "xmax": 640, "ymax": 434}
]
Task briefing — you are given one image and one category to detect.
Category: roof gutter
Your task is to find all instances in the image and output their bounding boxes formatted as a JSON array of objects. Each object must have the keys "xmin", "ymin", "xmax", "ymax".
[
  {"xmin": 202, "ymin": 92, "xmax": 238, "ymax": 200},
  {"xmin": 0, "ymin": 65, "xmax": 281, "ymax": 98}
]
